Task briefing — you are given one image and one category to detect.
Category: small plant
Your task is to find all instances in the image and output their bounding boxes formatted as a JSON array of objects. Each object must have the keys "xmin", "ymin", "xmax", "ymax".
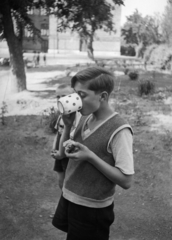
[
  {"xmin": 0, "ymin": 101, "xmax": 8, "ymax": 125},
  {"xmin": 138, "ymin": 79, "xmax": 155, "ymax": 96},
  {"xmin": 134, "ymin": 107, "xmax": 146, "ymax": 126},
  {"xmin": 41, "ymin": 106, "xmax": 60, "ymax": 133},
  {"xmin": 161, "ymin": 130, "xmax": 172, "ymax": 150},
  {"xmin": 128, "ymin": 70, "xmax": 139, "ymax": 80}
]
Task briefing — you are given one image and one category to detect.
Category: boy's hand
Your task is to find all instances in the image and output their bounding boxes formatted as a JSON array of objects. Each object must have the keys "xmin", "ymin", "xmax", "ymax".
[
  {"xmin": 64, "ymin": 141, "xmax": 94, "ymax": 162},
  {"xmin": 51, "ymin": 150, "xmax": 61, "ymax": 160},
  {"xmin": 62, "ymin": 112, "xmax": 76, "ymax": 128},
  {"xmin": 63, "ymin": 139, "xmax": 79, "ymax": 153}
]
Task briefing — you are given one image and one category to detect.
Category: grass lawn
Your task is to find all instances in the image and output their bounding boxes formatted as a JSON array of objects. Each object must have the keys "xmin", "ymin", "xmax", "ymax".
[{"xmin": 0, "ymin": 64, "xmax": 172, "ymax": 240}]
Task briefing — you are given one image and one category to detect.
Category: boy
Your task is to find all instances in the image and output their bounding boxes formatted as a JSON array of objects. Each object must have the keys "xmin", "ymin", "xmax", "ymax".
[
  {"xmin": 51, "ymin": 83, "xmax": 81, "ymax": 189},
  {"xmin": 52, "ymin": 67, "xmax": 134, "ymax": 240}
]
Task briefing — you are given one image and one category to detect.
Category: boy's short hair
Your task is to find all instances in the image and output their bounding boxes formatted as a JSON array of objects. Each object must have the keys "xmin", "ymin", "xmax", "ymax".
[{"xmin": 71, "ymin": 67, "xmax": 115, "ymax": 95}]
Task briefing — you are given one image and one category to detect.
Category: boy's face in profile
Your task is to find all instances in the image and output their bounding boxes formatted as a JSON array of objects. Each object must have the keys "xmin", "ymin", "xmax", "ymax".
[
  {"xmin": 74, "ymin": 81, "xmax": 102, "ymax": 116},
  {"xmin": 56, "ymin": 86, "xmax": 73, "ymax": 106}
]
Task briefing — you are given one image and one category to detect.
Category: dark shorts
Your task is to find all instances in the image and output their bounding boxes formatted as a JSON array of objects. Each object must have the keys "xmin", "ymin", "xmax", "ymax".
[{"xmin": 52, "ymin": 195, "xmax": 115, "ymax": 240}]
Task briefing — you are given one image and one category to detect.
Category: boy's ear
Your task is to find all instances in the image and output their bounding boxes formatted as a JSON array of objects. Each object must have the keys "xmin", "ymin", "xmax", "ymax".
[{"xmin": 100, "ymin": 91, "xmax": 108, "ymax": 101}]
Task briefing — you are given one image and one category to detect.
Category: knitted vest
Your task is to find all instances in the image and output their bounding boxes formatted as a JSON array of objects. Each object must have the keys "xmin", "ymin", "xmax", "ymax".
[{"xmin": 63, "ymin": 113, "xmax": 132, "ymax": 206}]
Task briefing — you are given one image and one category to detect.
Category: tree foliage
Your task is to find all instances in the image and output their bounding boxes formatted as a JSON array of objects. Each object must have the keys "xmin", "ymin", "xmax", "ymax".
[
  {"xmin": 0, "ymin": 0, "xmax": 124, "ymax": 92},
  {"xmin": 0, "ymin": 0, "xmax": 49, "ymax": 93},
  {"xmin": 161, "ymin": 0, "xmax": 172, "ymax": 45},
  {"xmin": 0, "ymin": 0, "xmax": 55, "ymax": 93},
  {"xmin": 0, "ymin": 0, "xmax": 49, "ymax": 41},
  {"xmin": 121, "ymin": 10, "xmax": 162, "ymax": 47},
  {"xmin": 54, "ymin": 0, "xmax": 124, "ymax": 59}
]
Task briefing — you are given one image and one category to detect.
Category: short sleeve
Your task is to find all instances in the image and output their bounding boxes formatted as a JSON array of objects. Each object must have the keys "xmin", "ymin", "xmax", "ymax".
[{"xmin": 108, "ymin": 128, "xmax": 134, "ymax": 175}]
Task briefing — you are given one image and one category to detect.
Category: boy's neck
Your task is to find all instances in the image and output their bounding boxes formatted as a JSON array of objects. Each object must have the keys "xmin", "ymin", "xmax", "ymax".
[{"xmin": 92, "ymin": 103, "xmax": 113, "ymax": 122}]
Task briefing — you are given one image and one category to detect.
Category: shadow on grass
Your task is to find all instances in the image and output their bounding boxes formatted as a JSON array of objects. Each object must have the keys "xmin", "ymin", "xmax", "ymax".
[
  {"xmin": 28, "ymin": 70, "xmax": 172, "ymax": 101},
  {"xmin": 27, "ymin": 76, "xmax": 72, "ymax": 99},
  {"xmin": 26, "ymin": 63, "xmax": 91, "ymax": 74},
  {"xmin": 41, "ymin": 76, "xmax": 72, "ymax": 87},
  {"xmin": 28, "ymin": 89, "xmax": 56, "ymax": 99},
  {"xmin": 27, "ymin": 64, "xmax": 68, "ymax": 73}
]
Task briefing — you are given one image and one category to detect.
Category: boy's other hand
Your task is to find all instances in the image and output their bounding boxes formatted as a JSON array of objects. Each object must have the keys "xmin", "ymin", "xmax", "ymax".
[
  {"xmin": 64, "ymin": 141, "xmax": 94, "ymax": 162},
  {"xmin": 51, "ymin": 150, "xmax": 61, "ymax": 159}
]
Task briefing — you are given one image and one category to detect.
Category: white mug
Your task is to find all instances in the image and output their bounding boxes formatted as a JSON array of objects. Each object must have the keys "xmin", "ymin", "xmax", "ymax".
[{"xmin": 57, "ymin": 93, "xmax": 82, "ymax": 115}]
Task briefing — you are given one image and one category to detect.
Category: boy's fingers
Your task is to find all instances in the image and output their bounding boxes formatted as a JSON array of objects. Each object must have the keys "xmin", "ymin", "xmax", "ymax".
[
  {"xmin": 65, "ymin": 151, "xmax": 78, "ymax": 159},
  {"xmin": 72, "ymin": 142, "xmax": 84, "ymax": 149}
]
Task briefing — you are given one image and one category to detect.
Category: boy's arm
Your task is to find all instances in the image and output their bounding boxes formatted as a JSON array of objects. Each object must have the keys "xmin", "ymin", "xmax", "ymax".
[
  {"xmin": 51, "ymin": 131, "xmax": 64, "ymax": 160},
  {"xmin": 64, "ymin": 129, "xmax": 134, "ymax": 189},
  {"xmin": 58, "ymin": 112, "xmax": 76, "ymax": 158},
  {"xmin": 52, "ymin": 114, "xmax": 61, "ymax": 150},
  {"xmin": 65, "ymin": 145, "xmax": 133, "ymax": 189},
  {"xmin": 87, "ymin": 153, "xmax": 133, "ymax": 189},
  {"xmin": 58, "ymin": 126, "xmax": 72, "ymax": 158},
  {"xmin": 52, "ymin": 132, "xmax": 61, "ymax": 150}
]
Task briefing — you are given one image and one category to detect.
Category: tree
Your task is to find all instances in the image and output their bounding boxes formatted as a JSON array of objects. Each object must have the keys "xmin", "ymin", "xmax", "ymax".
[
  {"xmin": 121, "ymin": 10, "xmax": 162, "ymax": 58},
  {"xmin": 0, "ymin": 0, "xmax": 124, "ymax": 93},
  {"xmin": 0, "ymin": 0, "xmax": 48, "ymax": 93},
  {"xmin": 55, "ymin": 0, "xmax": 124, "ymax": 60},
  {"xmin": 161, "ymin": 0, "xmax": 172, "ymax": 45}
]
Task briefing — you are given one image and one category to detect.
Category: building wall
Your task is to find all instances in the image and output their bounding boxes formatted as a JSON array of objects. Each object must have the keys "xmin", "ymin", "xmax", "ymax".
[
  {"xmin": 23, "ymin": 9, "xmax": 49, "ymax": 52},
  {"xmin": 48, "ymin": 4, "xmax": 122, "ymax": 55},
  {"xmin": 0, "ymin": 4, "xmax": 122, "ymax": 56}
]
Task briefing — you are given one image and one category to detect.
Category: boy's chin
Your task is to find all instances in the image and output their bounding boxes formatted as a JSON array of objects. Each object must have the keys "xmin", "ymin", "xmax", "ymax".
[{"xmin": 79, "ymin": 109, "xmax": 87, "ymax": 116}]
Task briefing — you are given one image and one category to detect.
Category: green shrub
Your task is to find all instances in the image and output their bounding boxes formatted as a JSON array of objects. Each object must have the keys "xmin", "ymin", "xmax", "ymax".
[
  {"xmin": 120, "ymin": 45, "xmax": 136, "ymax": 56},
  {"xmin": 138, "ymin": 79, "xmax": 155, "ymax": 96},
  {"xmin": 128, "ymin": 70, "xmax": 139, "ymax": 80}
]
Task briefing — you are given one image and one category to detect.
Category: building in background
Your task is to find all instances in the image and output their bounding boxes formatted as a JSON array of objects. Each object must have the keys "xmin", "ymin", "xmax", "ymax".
[
  {"xmin": 48, "ymin": 5, "xmax": 122, "ymax": 56},
  {"xmin": 23, "ymin": 7, "xmax": 49, "ymax": 53},
  {"xmin": 0, "ymin": 4, "xmax": 122, "ymax": 56}
]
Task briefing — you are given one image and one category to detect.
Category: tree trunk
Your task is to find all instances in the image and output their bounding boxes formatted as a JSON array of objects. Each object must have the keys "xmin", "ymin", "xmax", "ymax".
[
  {"xmin": 135, "ymin": 42, "xmax": 146, "ymax": 59},
  {"xmin": 1, "ymin": 0, "xmax": 26, "ymax": 93},
  {"xmin": 87, "ymin": 35, "xmax": 94, "ymax": 60}
]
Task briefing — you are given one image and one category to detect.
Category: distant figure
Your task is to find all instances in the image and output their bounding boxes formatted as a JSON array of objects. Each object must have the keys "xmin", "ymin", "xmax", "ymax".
[
  {"xmin": 43, "ymin": 54, "xmax": 46, "ymax": 66},
  {"xmin": 36, "ymin": 53, "xmax": 40, "ymax": 66},
  {"xmin": 33, "ymin": 54, "xmax": 36, "ymax": 68}
]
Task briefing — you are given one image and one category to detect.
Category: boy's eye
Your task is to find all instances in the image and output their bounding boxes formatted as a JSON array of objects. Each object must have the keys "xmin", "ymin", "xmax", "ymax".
[{"xmin": 78, "ymin": 92, "xmax": 86, "ymax": 98}]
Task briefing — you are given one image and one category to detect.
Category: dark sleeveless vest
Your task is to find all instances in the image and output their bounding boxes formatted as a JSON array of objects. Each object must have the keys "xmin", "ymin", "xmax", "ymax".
[{"xmin": 63, "ymin": 114, "xmax": 132, "ymax": 202}]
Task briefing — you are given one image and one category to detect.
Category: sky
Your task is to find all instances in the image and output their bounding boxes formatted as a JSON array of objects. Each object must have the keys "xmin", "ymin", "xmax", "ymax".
[{"xmin": 121, "ymin": 0, "xmax": 168, "ymax": 25}]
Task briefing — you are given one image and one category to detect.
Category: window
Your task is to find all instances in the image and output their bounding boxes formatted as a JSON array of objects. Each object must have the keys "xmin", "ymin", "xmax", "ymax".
[{"xmin": 41, "ymin": 23, "xmax": 49, "ymax": 36}]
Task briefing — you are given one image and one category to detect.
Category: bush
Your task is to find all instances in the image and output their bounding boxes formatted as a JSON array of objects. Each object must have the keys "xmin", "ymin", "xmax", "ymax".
[
  {"xmin": 120, "ymin": 45, "xmax": 136, "ymax": 56},
  {"xmin": 138, "ymin": 79, "xmax": 155, "ymax": 96},
  {"xmin": 128, "ymin": 70, "xmax": 139, "ymax": 80}
]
